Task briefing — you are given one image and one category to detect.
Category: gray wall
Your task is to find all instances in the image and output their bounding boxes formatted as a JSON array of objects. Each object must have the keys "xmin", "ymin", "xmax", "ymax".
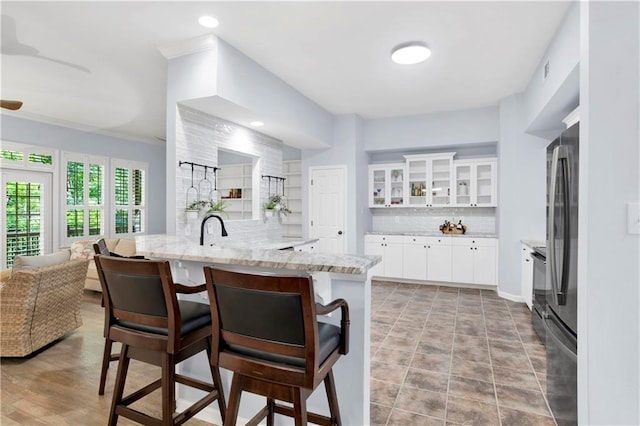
[
  {"xmin": 302, "ymin": 114, "xmax": 370, "ymax": 254},
  {"xmin": 364, "ymin": 106, "xmax": 499, "ymax": 151},
  {"xmin": 578, "ymin": 2, "xmax": 639, "ymax": 423},
  {"xmin": 0, "ymin": 115, "xmax": 166, "ymax": 235}
]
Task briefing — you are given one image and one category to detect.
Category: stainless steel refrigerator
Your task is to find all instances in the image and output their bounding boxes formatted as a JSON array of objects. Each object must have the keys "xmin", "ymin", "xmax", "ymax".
[{"xmin": 545, "ymin": 122, "xmax": 578, "ymax": 425}]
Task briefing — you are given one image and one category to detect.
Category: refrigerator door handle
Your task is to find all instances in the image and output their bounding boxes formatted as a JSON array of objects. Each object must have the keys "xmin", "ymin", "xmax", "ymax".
[
  {"xmin": 558, "ymin": 152, "xmax": 571, "ymax": 305},
  {"xmin": 548, "ymin": 146, "xmax": 561, "ymax": 307},
  {"xmin": 549, "ymin": 145, "xmax": 570, "ymax": 306}
]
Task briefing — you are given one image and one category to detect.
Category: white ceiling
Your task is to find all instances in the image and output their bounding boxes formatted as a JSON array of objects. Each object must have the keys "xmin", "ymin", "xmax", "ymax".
[{"xmin": 0, "ymin": 1, "xmax": 570, "ymax": 146}]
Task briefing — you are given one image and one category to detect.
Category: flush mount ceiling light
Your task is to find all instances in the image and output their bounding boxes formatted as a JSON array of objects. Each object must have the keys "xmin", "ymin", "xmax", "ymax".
[
  {"xmin": 391, "ymin": 42, "xmax": 431, "ymax": 65},
  {"xmin": 250, "ymin": 121, "xmax": 264, "ymax": 127},
  {"xmin": 198, "ymin": 15, "xmax": 219, "ymax": 28}
]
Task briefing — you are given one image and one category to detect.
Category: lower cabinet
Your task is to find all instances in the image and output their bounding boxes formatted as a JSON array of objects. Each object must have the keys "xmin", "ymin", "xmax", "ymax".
[
  {"xmin": 451, "ymin": 238, "xmax": 497, "ymax": 285},
  {"xmin": 295, "ymin": 242, "xmax": 316, "ymax": 252},
  {"xmin": 365, "ymin": 233, "xmax": 498, "ymax": 286},
  {"xmin": 402, "ymin": 236, "xmax": 428, "ymax": 280},
  {"xmin": 521, "ymin": 244, "xmax": 534, "ymax": 309},
  {"xmin": 426, "ymin": 237, "xmax": 452, "ymax": 282},
  {"xmin": 364, "ymin": 234, "xmax": 403, "ymax": 278}
]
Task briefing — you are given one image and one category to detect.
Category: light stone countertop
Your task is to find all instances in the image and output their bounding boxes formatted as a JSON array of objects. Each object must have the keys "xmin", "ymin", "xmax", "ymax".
[
  {"xmin": 521, "ymin": 240, "xmax": 546, "ymax": 250},
  {"xmin": 366, "ymin": 231, "xmax": 497, "ymax": 238},
  {"xmin": 135, "ymin": 234, "xmax": 380, "ymax": 275}
]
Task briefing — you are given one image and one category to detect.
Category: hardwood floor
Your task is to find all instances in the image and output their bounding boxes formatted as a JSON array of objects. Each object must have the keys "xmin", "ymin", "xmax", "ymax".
[{"xmin": 0, "ymin": 291, "xmax": 213, "ymax": 425}]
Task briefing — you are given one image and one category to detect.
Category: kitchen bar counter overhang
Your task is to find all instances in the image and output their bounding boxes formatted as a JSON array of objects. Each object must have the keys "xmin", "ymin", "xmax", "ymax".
[{"xmin": 135, "ymin": 234, "xmax": 380, "ymax": 425}]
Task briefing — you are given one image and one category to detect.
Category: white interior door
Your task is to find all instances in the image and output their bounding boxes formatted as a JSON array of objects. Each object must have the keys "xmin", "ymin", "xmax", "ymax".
[
  {"xmin": 1, "ymin": 170, "xmax": 53, "ymax": 269},
  {"xmin": 309, "ymin": 166, "xmax": 346, "ymax": 254}
]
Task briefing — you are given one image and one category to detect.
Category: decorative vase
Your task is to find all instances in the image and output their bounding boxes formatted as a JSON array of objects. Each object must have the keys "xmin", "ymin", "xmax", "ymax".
[{"xmin": 186, "ymin": 209, "xmax": 199, "ymax": 220}]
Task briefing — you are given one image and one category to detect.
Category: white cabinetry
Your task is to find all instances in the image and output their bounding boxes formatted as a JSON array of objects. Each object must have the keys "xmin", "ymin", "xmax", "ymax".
[
  {"xmin": 368, "ymin": 164, "xmax": 405, "ymax": 207},
  {"xmin": 364, "ymin": 234, "xmax": 403, "ymax": 278},
  {"xmin": 365, "ymin": 234, "xmax": 498, "ymax": 287},
  {"xmin": 295, "ymin": 242, "xmax": 316, "ymax": 252},
  {"xmin": 282, "ymin": 160, "xmax": 302, "ymax": 238},
  {"xmin": 404, "ymin": 153, "xmax": 455, "ymax": 207},
  {"xmin": 451, "ymin": 238, "xmax": 497, "ymax": 285},
  {"xmin": 426, "ymin": 237, "xmax": 453, "ymax": 282},
  {"xmin": 453, "ymin": 159, "xmax": 497, "ymax": 207},
  {"xmin": 217, "ymin": 163, "xmax": 253, "ymax": 220},
  {"xmin": 402, "ymin": 236, "xmax": 428, "ymax": 280},
  {"xmin": 521, "ymin": 244, "xmax": 534, "ymax": 309}
]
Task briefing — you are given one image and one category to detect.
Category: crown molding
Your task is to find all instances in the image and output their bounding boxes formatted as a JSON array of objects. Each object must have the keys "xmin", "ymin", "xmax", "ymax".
[{"xmin": 157, "ymin": 34, "xmax": 218, "ymax": 59}]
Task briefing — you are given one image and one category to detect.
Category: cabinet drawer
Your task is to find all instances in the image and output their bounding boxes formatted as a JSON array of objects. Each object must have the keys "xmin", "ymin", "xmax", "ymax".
[
  {"xmin": 402, "ymin": 235, "xmax": 429, "ymax": 245},
  {"xmin": 365, "ymin": 234, "xmax": 403, "ymax": 244},
  {"xmin": 451, "ymin": 237, "xmax": 497, "ymax": 247},
  {"xmin": 426, "ymin": 236, "xmax": 451, "ymax": 246}
]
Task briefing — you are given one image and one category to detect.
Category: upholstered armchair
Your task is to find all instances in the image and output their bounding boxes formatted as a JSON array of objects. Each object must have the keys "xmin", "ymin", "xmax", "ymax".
[{"xmin": 0, "ymin": 253, "xmax": 89, "ymax": 357}]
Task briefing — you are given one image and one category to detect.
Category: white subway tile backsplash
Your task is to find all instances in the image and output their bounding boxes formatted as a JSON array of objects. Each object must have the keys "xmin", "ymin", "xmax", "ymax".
[
  {"xmin": 371, "ymin": 207, "xmax": 496, "ymax": 235},
  {"xmin": 175, "ymin": 105, "xmax": 284, "ymax": 243}
]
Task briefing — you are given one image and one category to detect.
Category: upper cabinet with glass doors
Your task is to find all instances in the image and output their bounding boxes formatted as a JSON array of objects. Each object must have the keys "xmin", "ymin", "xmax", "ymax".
[
  {"xmin": 404, "ymin": 153, "xmax": 455, "ymax": 207},
  {"xmin": 453, "ymin": 159, "xmax": 497, "ymax": 207},
  {"xmin": 368, "ymin": 163, "xmax": 405, "ymax": 207}
]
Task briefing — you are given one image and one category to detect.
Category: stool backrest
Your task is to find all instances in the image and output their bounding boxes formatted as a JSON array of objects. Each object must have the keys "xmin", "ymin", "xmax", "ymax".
[
  {"xmin": 204, "ymin": 266, "xmax": 320, "ymax": 387},
  {"xmin": 95, "ymin": 255, "xmax": 180, "ymax": 344}
]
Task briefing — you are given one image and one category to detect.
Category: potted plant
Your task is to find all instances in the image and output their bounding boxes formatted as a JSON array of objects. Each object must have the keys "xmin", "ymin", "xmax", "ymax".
[
  {"xmin": 206, "ymin": 200, "xmax": 229, "ymax": 218},
  {"xmin": 263, "ymin": 194, "xmax": 291, "ymax": 217},
  {"xmin": 186, "ymin": 200, "xmax": 210, "ymax": 219}
]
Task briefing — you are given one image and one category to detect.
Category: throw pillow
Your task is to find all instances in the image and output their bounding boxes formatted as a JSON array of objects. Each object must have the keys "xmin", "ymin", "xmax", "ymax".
[
  {"xmin": 70, "ymin": 240, "xmax": 96, "ymax": 260},
  {"xmin": 12, "ymin": 249, "xmax": 71, "ymax": 272}
]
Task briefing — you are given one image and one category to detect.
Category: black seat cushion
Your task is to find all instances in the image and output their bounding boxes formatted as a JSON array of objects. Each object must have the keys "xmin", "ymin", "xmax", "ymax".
[
  {"xmin": 227, "ymin": 321, "xmax": 341, "ymax": 367},
  {"xmin": 117, "ymin": 300, "xmax": 211, "ymax": 336}
]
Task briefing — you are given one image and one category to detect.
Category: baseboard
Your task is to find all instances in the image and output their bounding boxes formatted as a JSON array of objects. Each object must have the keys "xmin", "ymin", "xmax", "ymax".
[
  {"xmin": 372, "ymin": 277, "xmax": 497, "ymax": 291},
  {"xmin": 497, "ymin": 289, "xmax": 525, "ymax": 303}
]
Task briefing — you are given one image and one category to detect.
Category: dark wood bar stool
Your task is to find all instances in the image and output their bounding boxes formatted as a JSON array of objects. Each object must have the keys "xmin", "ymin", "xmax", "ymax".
[
  {"xmin": 93, "ymin": 238, "xmax": 146, "ymax": 396},
  {"xmin": 95, "ymin": 255, "xmax": 226, "ymax": 425},
  {"xmin": 203, "ymin": 266, "xmax": 350, "ymax": 426}
]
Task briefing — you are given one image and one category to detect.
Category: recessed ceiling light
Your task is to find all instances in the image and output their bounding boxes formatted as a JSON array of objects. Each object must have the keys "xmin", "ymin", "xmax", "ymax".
[
  {"xmin": 250, "ymin": 121, "xmax": 264, "ymax": 127},
  {"xmin": 391, "ymin": 42, "xmax": 431, "ymax": 65},
  {"xmin": 198, "ymin": 15, "xmax": 219, "ymax": 29}
]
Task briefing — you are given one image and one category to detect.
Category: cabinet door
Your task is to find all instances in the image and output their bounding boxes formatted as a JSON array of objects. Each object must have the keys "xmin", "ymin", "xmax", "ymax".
[
  {"xmin": 451, "ymin": 243, "xmax": 474, "ymax": 283},
  {"xmin": 429, "ymin": 157, "xmax": 453, "ymax": 206},
  {"xmin": 369, "ymin": 167, "xmax": 387, "ymax": 207},
  {"xmin": 427, "ymin": 238, "xmax": 452, "ymax": 282},
  {"xmin": 388, "ymin": 165, "xmax": 405, "ymax": 206},
  {"xmin": 365, "ymin": 240, "xmax": 384, "ymax": 277},
  {"xmin": 474, "ymin": 162, "xmax": 496, "ymax": 207},
  {"xmin": 385, "ymin": 242, "xmax": 404, "ymax": 278},
  {"xmin": 406, "ymin": 158, "xmax": 428, "ymax": 206},
  {"xmin": 521, "ymin": 245, "xmax": 534, "ymax": 309},
  {"xmin": 454, "ymin": 163, "xmax": 473, "ymax": 207},
  {"xmin": 402, "ymin": 241, "xmax": 427, "ymax": 280},
  {"xmin": 474, "ymin": 245, "xmax": 497, "ymax": 285}
]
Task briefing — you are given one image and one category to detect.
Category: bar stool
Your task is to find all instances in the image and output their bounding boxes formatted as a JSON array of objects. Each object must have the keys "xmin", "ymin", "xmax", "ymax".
[
  {"xmin": 203, "ymin": 266, "xmax": 349, "ymax": 426},
  {"xmin": 95, "ymin": 255, "xmax": 226, "ymax": 425}
]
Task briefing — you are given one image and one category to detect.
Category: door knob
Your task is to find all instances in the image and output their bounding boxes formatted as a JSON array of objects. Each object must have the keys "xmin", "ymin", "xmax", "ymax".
[{"xmin": 338, "ymin": 230, "xmax": 343, "ymax": 235}]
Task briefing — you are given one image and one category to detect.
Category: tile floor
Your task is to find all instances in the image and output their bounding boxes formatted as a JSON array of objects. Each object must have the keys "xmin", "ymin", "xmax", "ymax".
[{"xmin": 369, "ymin": 280, "xmax": 556, "ymax": 426}]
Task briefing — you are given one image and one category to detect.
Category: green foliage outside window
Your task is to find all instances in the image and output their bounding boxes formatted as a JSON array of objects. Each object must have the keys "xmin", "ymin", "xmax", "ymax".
[{"xmin": 1, "ymin": 150, "xmax": 24, "ymax": 161}]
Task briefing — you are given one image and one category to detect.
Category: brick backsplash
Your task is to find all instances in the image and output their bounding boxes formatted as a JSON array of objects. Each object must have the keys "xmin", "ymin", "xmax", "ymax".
[
  {"xmin": 371, "ymin": 207, "xmax": 496, "ymax": 235},
  {"xmin": 175, "ymin": 105, "xmax": 284, "ymax": 243}
]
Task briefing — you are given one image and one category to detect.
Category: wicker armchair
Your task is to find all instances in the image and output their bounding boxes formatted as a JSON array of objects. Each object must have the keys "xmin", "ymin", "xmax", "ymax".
[{"xmin": 0, "ymin": 259, "xmax": 89, "ymax": 357}]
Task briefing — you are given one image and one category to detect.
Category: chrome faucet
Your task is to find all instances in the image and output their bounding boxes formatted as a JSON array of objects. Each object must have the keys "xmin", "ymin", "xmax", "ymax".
[{"xmin": 200, "ymin": 214, "xmax": 228, "ymax": 245}]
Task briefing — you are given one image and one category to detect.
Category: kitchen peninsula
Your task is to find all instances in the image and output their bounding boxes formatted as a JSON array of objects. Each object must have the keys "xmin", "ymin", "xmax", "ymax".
[{"xmin": 135, "ymin": 234, "xmax": 380, "ymax": 425}]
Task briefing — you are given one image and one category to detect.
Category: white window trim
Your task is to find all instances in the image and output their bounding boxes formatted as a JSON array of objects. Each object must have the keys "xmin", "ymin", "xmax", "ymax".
[
  {"xmin": 1, "ymin": 141, "xmax": 60, "ymax": 251},
  {"xmin": 110, "ymin": 159, "xmax": 148, "ymax": 237},
  {"xmin": 1, "ymin": 141, "xmax": 57, "ymax": 172},
  {"xmin": 61, "ymin": 151, "xmax": 109, "ymax": 246}
]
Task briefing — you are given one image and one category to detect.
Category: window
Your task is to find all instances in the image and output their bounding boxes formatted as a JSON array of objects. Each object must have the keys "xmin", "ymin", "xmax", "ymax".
[
  {"xmin": 111, "ymin": 160, "xmax": 146, "ymax": 236},
  {"xmin": 63, "ymin": 153, "xmax": 107, "ymax": 244}
]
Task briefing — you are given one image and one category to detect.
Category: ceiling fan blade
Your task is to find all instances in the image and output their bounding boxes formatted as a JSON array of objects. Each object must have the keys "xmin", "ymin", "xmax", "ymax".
[{"xmin": 1, "ymin": 100, "xmax": 23, "ymax": 110}]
